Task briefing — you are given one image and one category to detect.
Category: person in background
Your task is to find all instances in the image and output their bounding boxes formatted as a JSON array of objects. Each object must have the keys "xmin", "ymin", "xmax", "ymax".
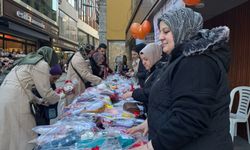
[
  {"xmin": 31, "ymin": 64, "xmax": 63, "ymax": 126},
  {"xmin": 95, "ymin": 43, "xmax": 113, "ymax": 77},
  {"xmin": 128, "ymin": 7, "xmax": 233, "ymax": 150},
  {"xmin": 0, "ymin": 46, "xmax": 62, "ymax": 150},
  {"xmin": 66, "ymin": 44, "xmax": 102, "ymax": 104},
  {"xmin": 127, "ymin": 47, "xmax": 141, "ymax": 77},
  {"xmin": 115, "ymin": 55, "xmax": 129, "ymax": 75},
  {"xmin": 122, "ymin": 43, "xmax": 162, "ymax": 113},
  {"xmin": 89, "ymin": 51, "xmax": 105, "ymax": 78},
  {"xmin": 134, "ymin": 43, "xmax": 147, "ymax": 88}
]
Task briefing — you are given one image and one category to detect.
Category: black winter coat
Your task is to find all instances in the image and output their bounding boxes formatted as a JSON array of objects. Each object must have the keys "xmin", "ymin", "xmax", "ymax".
[
  {"xmin": 148, "ymin": 41, "xmax": 233, "ymax": 150},
  {"xmin": 136, "ymin": 60, "xmax": 147, "ymax": 88},
  {"xmin": 132, "ymin": 61, "xmax": 165, "ymax": 112}
]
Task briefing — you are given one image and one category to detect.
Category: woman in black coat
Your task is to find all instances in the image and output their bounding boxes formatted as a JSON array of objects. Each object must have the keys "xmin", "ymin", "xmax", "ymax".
[
  {"xmin": 122, "ymin": 43, "xmax": 163, "ymax": 112},
  {"xmin": 128, "ymin": 8, "xmax": 233, "ymax": 150},
  {"xmin": 134, "ymin": 43, "xmax": 148, "ymax": 88}
]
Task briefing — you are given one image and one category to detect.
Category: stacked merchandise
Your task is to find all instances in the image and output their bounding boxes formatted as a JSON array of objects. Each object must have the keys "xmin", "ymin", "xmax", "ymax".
[
  {"xmin": 32, "ymin": 74, "xmax": 148, "ymax": 150},
  {"xmin": 0, "ymin": 50, "xmax": 26, "ymax": 84}
]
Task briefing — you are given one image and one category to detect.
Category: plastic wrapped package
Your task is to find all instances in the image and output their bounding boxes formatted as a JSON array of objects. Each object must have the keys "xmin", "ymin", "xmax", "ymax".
[
  {"xmin": 75, "ymin": 128, "xmax": 134, "ymax": 149},
  {"xmin": 111, "ymin": 118, "xmax": 135, "ymax": 128},
  {"xmin": 83, "ymin": 100, "xmax": 105, "ymax": 113},
  {"xmin": 33, "ymin": 121, "xmax": 96, "ymax": 145},
  {"xmin": 33, "ymin": 74, "xmax": 146, "ymax": 149},
  {"xmin": 35, "ymin": 130, "xmax": 80, "ymax": 150}
]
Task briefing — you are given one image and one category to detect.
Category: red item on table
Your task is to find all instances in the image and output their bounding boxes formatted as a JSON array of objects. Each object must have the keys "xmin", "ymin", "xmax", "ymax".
[
  {"xmin": 129, "ymin": 140, "xmax": 147, "ymax": 149},
  {"xmin": 91, "ymin": 146, "xmax": 99, "ymax": 150}
]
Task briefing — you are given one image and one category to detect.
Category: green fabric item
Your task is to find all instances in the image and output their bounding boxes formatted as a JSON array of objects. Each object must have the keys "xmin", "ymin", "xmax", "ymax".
[
  {"xmin": 16, "ymin": 46, "xmax": 58, "ymax": 67},
  {"xmin": 37, "ymin": 46, "xmax": 58, "ymax": 67},
  {"xmin": 14, "ymin": 52, "xmax": 43, "ymax": 66}
]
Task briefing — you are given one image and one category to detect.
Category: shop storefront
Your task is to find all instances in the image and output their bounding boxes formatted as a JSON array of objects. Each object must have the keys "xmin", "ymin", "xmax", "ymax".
[
  {"xmin": 0, "ymin": 0, "xmax": 59, "ymax": 54},
  {"xmin": 0, "ymin": 33, "xmax": 36, "ymax": 54}
]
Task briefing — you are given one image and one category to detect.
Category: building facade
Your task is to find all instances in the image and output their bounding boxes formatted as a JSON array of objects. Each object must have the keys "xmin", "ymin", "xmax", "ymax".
[
  {"xmin": 0, "ymin": 0, "xmax": 58, "ymax": 54},
  {"xmin": 0, "ymin": 0, "xmax": 100, "ymax": 55},
  {"xmin": 106, "ymin": 0, "xmax": 132, "ymax": 70}
]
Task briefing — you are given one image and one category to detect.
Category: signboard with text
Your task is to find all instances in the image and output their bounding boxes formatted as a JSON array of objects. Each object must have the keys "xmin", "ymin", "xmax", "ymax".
[{"xmin": 3, "ymin": 0, "xmax": 58, "ymax": 38}]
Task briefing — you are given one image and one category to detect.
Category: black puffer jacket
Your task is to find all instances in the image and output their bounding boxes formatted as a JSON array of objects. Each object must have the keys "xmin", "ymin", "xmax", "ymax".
[
  {"xmin": 132, "ymin": 60, "xmax": 165, "ymax": 112},
  {"xmin": 148, "ymin": 31, "xmax": 233, "ymax": 150},
  {"xmin": 136, "ymin": 60, "xmax": 147, "ymax": 88}
]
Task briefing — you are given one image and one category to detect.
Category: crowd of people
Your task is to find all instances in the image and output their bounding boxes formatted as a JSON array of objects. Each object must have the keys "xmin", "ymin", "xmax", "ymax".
[{"xmin": 0, "ymin": 7, "xmax": 233, "ymax": 150}]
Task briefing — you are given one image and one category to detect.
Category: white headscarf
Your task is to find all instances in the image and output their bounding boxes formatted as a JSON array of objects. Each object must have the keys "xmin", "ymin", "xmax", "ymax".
[{"xmin": 140, "ymin": 43, "xmax": 162, "ymax": 67}]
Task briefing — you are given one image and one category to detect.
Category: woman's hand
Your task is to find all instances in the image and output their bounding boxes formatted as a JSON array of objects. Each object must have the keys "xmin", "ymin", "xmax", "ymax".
[
  {"xmin": 130, "ymin": 141, "xmax": 154, "ymax": 150},
  {"xmin": 127, "ymin": 119, "xmax": 148, "ymax": 136},
  {"xmin": 122, "ymin": 91, "xmax": 133, "ymax": 99}
]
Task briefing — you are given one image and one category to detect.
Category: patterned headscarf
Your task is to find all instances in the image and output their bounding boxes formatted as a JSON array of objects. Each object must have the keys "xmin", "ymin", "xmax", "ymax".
[
  {"xmin": 140, "ymin": 43, "xmax": 162, "ymax": 67},
  {"xmin": 37, "ymin": 46, "xmax": 58, "ymax": 67},
  {"xmin": 16, "ymin": 46, "xmax": 58, "ymax": 67},
  {"xmin": 92, "ymin": 52, "xmax": 105, "ymax": 65},
  {"xmin": 158, "ymin": 7, "xmax": 203, "ymax": 46}
]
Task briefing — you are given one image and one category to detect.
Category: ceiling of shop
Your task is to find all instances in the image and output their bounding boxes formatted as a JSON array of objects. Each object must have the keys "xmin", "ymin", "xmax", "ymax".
[{"xmin": 191, "ymin": 0, "xmax": 248, "ymax": 20}]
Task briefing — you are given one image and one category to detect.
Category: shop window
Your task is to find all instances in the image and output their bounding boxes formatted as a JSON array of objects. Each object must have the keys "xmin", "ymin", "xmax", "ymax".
[
  {"xmin": 4, "ymin": 40, "xmax": 24, "ymax": 54},
  {"xmin": 59, "ymin": 11, "xmax": 77, "ymax": 42},
  {"xmin": 0, "ymin": 39, "xmax": 3, "ymax": 49},
  {"xmin": 94, "ymin": 38, "xmax": 99, "ymax": 48},
  {"xmin": 21, "ymin": 0, "xmax": 58, "ymax": 21},
  {"xmin": 67, "ymin": 0, "xmax": 78, "ymax": 10},
  {"xmin": 89, "ymin": 36, "xmax": 93, "ymax": 46},
  {"xmin": 78, "ymin": 30, "xmax": 88, "ymax": 45},
  {"xmin": 27, "ymin": 44, "xmax": 36, "ymax": 53}
]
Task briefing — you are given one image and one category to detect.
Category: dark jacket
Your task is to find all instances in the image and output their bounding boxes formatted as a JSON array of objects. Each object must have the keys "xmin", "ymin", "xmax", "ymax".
[
  {"xmin": 31, "ymin": 83, "xmax": 58, "ymax": 126},
  {"xmin": 148, "ymin": 36, "xmax": 233, "ymax": 149},
  {"xmin": 89, "ymin": 57, "xmax": 103, "ymax": 78},
  {"xmin": 132, "ymin": 60, "xmax": 165, "ymax": 112},
  {"xmin": 136, "ymin": 60, "xmax": 147, "ymax": 87}
]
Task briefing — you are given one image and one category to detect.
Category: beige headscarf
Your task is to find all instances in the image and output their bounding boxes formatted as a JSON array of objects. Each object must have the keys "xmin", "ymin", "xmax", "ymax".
[{"xmin": 140, "ymin": 43, "xmax": 162, "ymax": 67}]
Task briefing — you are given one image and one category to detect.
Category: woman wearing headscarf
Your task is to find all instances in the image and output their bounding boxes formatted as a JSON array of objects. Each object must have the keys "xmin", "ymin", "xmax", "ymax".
[
  {"xmin": 66, "ymin": 44, "xmax": 102, "ymax": 103},
  {"xmin": 31, "ymin": 64, "xmax": 63, "ymax": 126},
  {"xmin": 134, "ymin": 43, "xmax": 148, "ymax": 88},
  {"xmin": 122, "ymin": 43, "xmax": 162, "ymax": 112},
  {"xmin": 128, "ymin": 8, "xmax": 233, "ymax": 150},
  {"xmin": 0, "ymin": 46, "xmax": 61, "ymax": 150}
]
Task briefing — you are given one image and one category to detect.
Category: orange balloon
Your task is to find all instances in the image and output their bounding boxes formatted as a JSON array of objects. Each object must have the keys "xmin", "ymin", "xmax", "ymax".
[
  {"xmin": 142, "ymin": 20, "xmax": 151, "ymax": 34},
  {"xmin": 130, "ymin": 23, "xmax": 140, "ymax": 34},
  {"xmin": 183, "ymin": 0, "xmax": 201, "ymax": 6},
  {"xmin": 137, "ymin": 25, "xmax": 147, "ymax": 39},
  {"xmin": 132, "ymin": 33, "xmax": 138, "ymax": 39}
]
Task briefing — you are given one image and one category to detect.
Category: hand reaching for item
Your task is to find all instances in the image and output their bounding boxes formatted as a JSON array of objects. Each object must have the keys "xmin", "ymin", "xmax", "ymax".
[
  {"xmin": 122, "ymin": 91, "xmax": 133, "ymax": 99},
  {"xmin": 130, "ymin": 141, "xmax": 154, "ymax": 150},
  {"xmin": 127, "ymin": 119, "xmax": 148, "ymax": 136}
]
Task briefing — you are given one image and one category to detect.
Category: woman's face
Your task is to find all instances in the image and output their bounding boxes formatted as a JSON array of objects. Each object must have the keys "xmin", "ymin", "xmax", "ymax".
[
  {"xmin": 50, "ymin": 75, "xmax": 61, "ymax": 83},
  {"xmin": 140, "ymin": 54, "xmax": 152, "ymax": 71},
  {"xmin": 159, "ymin": 21, "xmax": 175, "ymax": 54},
  {"xmin": 131, "ymin": 51, "xmax": 139, "ymax": 60}
]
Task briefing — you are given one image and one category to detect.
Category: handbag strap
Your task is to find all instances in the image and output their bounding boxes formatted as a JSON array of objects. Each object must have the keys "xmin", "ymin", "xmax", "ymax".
[
  {"xmin": 14, "ymin": 67, "xmax": 33, "ymax": 101},
  {"xmin": 70, "ymin": 62, "xmax": 85, "ymax": 84}
]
